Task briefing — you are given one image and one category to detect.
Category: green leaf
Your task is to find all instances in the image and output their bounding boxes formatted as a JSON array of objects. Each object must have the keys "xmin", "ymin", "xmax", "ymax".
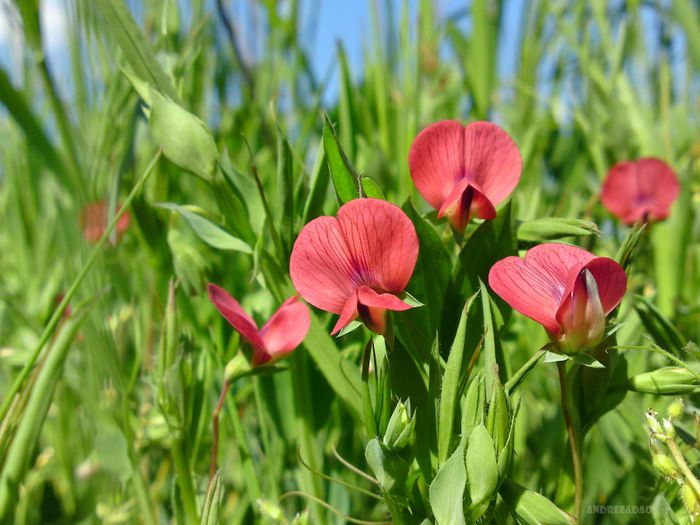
[
  {"xmin": 570, "ymin": 353, "xmax": 605, "ymax": 369},
  {"xmin": 365, "ymin": 438, "xmax": 409, "ymax": 494},
  {"xmin": 438, "ymin": 294, "xmax": 478, "ymax": 466},
  {"xmin": 517, "ymin": 217, "xmax": 600, "ymax": 243},
  {"xmin": 429, "ymin": 443, "xmax": 466, "ymax": 525},
  {"xmin": 276, "ymin": 126, "xmax": 295, "ymax": 252},
  {"xmin": 466, "ymin": 424, "xmax": 498, "ymax": 507},
  {"xmin": 149, "ymin": 89, "xmax": 218, "ymax": 179},
  {"xmin": 93, "ymin": 0, "xmax": 179, "ymax": 101},
  {"xmin": 302, "ymin": 138, "xmax": 330, "ymax": 223},
  {"xmin": 361, "ymin": 177, "xmax": 385, "ymax": 199},
  {"xmin": 322, "ymin": 114, "xmax": 359, "ymax": 203},
  {"xmin": 201, "ymin": 471, "xmax": 222, "ymax": 525},
  {"xmin": 156, "ymin": 203, "xmax": 252, "ymax": 254},
  {"xmin": 633, "ymin": 295, "xmax": 686, "ymax": 355},
  {"xmin": 543, "ymin": 351, "xmax": 569, "ymax": 363},
  {"xmin": 460, "ymin": 375, "xmax": 486, "ymax": 445},
  {"xmin": 499, "ymin": 479, "xmax": 574, "ymax": 525}
]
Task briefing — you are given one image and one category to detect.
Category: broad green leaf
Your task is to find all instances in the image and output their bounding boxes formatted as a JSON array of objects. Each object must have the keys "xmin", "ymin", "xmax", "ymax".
[
  {"xmin": 633, "ymin": 295, "xmax": 686, "ymax": 354},
  {"xmin": 322, "ymin": 115, "xmax": 359, "ymax": 203},
  {"xmin": 365, "ymin": 438, "xmax": 409, "ymax": 494},
  {"xmin": 149, "ymin": 89, "xmax": 218, "ymax": 179},
  {"xmin": 438, "ymin": 295, "xmax": 478, "ymax": 466},
  {"xmin": 499, "ymin": 479, "xmax": 574, "ymax": 525},
  {"xmin": 460, "ymin": 374, "xmax": 486, "ymax": 445},
  {"xmin": 466, "ymin": 424, "xmax": 498, "ymax": 507},
  {"xmin": 429, "ymin": 443, "xmax": 466, "ymax": 525},
  {"xmin": 156, "ymin": 203, "xmax": 252, "ymax": 254},
  {"xmin": 276, "ymin": 126, "xmax": 295, "ymax": 253}
]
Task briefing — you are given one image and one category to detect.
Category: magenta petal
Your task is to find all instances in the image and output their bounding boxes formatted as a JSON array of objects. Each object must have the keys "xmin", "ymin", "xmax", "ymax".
[
  {"xmin": 488, "ymin": 244, "xmax": 597, "ymax": 334},
  {"xmin": 207, "ymin": 283, "xmax": 264, "ymax": 349},
  {"xmin": 438, "ymin": 179, "xmax": 496, "ymax": 232},
  {"xmin": 555, "ymin": 269, "xmax": 606, "ymax": 351},
  {"xmin": 290, "ymin": 216, "xmax": 357, "ymax": 314},
  {"xmin": 257, "ymin": 296, "xmax": 310, "ymax": 365},
  {"xmin": 463, "ymin": 122, "xmax": 522, "ymax": 207},
  {"xmin": 337, "ymin": 198, "xmax": 419, "ymax": 294},
  {"xmin": 331, "ymin": 293, "xmax": 359, "ymax": 336},
  {"xmin": 356, "ymin": 286, "xmax": 413, "ymax": 312},
  {"xmin": 409, "ymin": 120, "xmax": 466, "ymax": 210}
]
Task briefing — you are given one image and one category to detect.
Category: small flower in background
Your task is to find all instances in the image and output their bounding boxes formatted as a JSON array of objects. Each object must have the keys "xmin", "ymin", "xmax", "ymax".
[
  {"xmin": 488, "ymin": 243, "xmax": 627, "ymax": 353},
  {"xmin": 408, "ymin": 120, "xmax": 522, "ymax": 232},
  {"xmin": 80, "ymin": 200, "xmax": 131, "ymax": 244},
  {"xmin": 601, "ymin": 158, "xmax": 680, "ymax": 225},
  {"xmin": 290, "ymin": 198, "xmax": 419, "ymax": 336},
  {"xmin": 208, "ymin": 284, "xmax": 309, "ymax": 366}
]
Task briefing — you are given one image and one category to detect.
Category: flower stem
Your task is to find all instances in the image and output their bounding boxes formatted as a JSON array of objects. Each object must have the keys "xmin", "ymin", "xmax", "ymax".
[
  {"xmin": 171, "ymin": 436, "xmax": 199, "ymax": 523},
  {"xmin": 210, "ymin": 379, "xmax": 231, "ymax": 479},
  {"xmin": 557, "ymin": 361, "xmax": 583, "ymax": 522},
  {"xmin": 666, "ymin": 438, "xmax": 700, "ymax": 497}
]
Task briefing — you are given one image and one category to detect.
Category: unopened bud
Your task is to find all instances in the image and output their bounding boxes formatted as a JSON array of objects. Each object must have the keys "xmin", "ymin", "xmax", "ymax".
[
  {"xmin": 668, "ymin": 398, "xmax": 684, "ymax": 419},
  {"xmin": 652, "ymin": 454, "xmax": 680, "ymax": 479},
  {"xmin": 663, "ymin": 418, "xmax": 676, "ymax": 439},
  {"xmin": 257, "ymin": 499, "xmax": 285, "ymax": 521},
  {"xmin": 646, "ymin": 410, "xmax": 663, "ymax": 435},
  {"xmin": 383, "ymin": 400, "xmax": 415, "ymax": 450},
  {"xmin": 681, "ymin": 484, "xmax": 700, "ymax": 518},
  {"xmin": 224, "ymin": 352, "xmax": 252, "ymax": 382},
  {"xmin": 628, "ymin": 367, "xmax": 700, "ymax": 395}
]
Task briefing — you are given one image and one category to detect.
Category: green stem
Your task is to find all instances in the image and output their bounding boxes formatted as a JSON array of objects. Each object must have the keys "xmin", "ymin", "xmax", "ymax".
[
  {"xmin": 0, "ymin": 149, "xmax": 162, "ymax": 425},
  {"xmin": 210, "ymin": 380, "xmax": 231, "ymax": 479},
  {"xmin": 505, "ymin": 348, "xmax": 547, "ymax": 395},
  {"xmin": 130, "ymin": 458, "xmax": 158, "ymax": 525},
  {"xmin": 557, "ymin": 362, "xmax": 583, "ymax": 523},
  {"xmin": 171, "ymin": 436, "xmax": 199, "ymax": 523},
  {"xmin": 666, "ymin": 438, "xmax": 700, "ymax": 497}
]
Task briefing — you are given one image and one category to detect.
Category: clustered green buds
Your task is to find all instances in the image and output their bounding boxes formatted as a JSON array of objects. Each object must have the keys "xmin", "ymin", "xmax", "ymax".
[{"xmin": 383, "ymin": 400, "xmax": 416, "ymax": 451}]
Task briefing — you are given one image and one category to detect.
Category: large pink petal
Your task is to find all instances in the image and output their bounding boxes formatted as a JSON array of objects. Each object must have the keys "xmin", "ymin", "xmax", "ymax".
[
  {"xmin": 601, "ymin": 161, "xmax": 643, "ymax": 223},
  {"xmin": 488, "ymin": 244, "xmax": 597, "ymax": 334},
  {"xmin": 634, "ymin": 158, "xmax": 680, "ymax": 220},
  {"xmin": 337, "ymin": 198, "xmax": 419, "ymax": 294},
  {"xmin": 463, "ymin": 122, "xmax": 522, "ymax": 206},
  {"xmin": 580, "ymin": 257, "xmax": 627, "ymax": 315},
  {"xmin": 290, "ymin": 216, "xmax": 357, "ymax": 314},
  {"xmin": 257, "ymin": 296, "xmax": 310, "ymax": 365},
  {"xmin": 408, "ymin": 120, "xmax": 466, "ymax": 210},
  {"xmin": 207, "ymin": 284, "xmax": 264, "ymax": 349}
]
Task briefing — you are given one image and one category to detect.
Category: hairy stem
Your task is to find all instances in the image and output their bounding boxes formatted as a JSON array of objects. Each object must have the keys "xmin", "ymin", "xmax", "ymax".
[{"xmin": 210, "ymin": 380, "xmax": 231, "ymax": 479}]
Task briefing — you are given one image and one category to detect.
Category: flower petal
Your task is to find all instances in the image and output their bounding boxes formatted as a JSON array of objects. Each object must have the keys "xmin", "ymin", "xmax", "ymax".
[
  {"xmin": 290, "ymin": 216, "xmax": 357, "ymax": 314},
  {"xmin": 438, "ymin": 179, "xmax": 496, "ymax": 232},
  {"xmin": 580, "ymin": 257, "xmax": 627, "ymax": 315},
  {"xmin": 601, "ymin": 158, "xmax": 680, "ymax": 225},
  {"xmin": 356, "ymin": 286, "xmax": 413, "ymax": 335},
  {"xmin": 257, "ymin": 296, "xmax": 311, "ymax": 365},
  {"xmin": 337, "ymin": 198, "xmax": 419, "ymax": 294},
  {"xmin": 207, "ymin": 283, "xmax": 264, "ymax": 349},
  {"xmin": 331, "ymin": 293, "xmax": 359, "ymax": 336},
  {"xmin": 408, "ymin": 120, "xmax": 466, "ymax": 210},
  {"xmin": 463, "ymin": 122, "xmax": 522, "ymax": 207},
  {"xmin": 488, "ymin": 243, "xmax": 596, "ymax": 334}
]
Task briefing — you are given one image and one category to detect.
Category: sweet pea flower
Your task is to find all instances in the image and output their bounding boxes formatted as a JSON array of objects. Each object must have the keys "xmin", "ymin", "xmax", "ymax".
[
  {"xmin": 601, "ymin": 158, "xmax": 680, "ymax": 225},
  {"xmin": 207, "ymin": 284, "xmax": 310, "ymax": 366},
  {"xmin": 408, "ymin": 120, "xmax": 522, "ymax": 232},
  {"xmin": 290, "ymin": 198, "xmax": 419, "ymax": 336},
  {"xmin": 80, "ymin": 200, "xmax": 131, "ymax": 244},
  {"xmin": 488, "ymin": 243, "xmax": 627, "ymax": 353}
]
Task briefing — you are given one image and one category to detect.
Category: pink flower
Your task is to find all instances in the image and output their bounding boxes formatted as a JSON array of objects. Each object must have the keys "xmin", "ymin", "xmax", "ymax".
[
  {"xmin": 80, "ymin": 200, "xmax": 131, "ymax": 244},
  {"xmin": 290, "ymin": 198, "xmax": 419, "ymax": 336},
  {"xmin": 488, "ymin": 243, "xmax": 627, "ymax": 352},
  {"xmin": 408, "ymin": 120, "xmax": 522, "ymax": 232},
  {"xmin": 207, "ymin": 284, "xmax": 310, "ymax": 366},
  {"xmin": 601, "ymin": 158, "xmax": 680, "ymax": 225}
]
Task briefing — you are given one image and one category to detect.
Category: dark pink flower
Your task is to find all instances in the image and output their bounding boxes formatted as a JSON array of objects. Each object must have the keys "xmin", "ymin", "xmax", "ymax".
[
  {"xmin": 289, "ymin": 198, "xmax": 419, "ymax": 336},
  {"xmin": 488, "ymin": 243, "xmax": 627, "ymax": 352},
  {"xmin": 80, "ymin": 200, "xmax": 131, "ymax": 244},
  {"xmin": 207, "ymin": 284, "xmax": 310, "ymax": 366},
  {"xmin": 601, "ymin": 158, "xmax": 680, "ymax": 225},
  {"xmin": 408, "ymin": 120, "xmax": 522, "ymax": 232}
]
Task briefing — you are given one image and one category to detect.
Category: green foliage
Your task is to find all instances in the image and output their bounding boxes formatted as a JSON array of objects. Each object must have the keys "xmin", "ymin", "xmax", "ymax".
[{"xmin": 0, "ymin": 0, "xmax": 698, "ymax": 524}]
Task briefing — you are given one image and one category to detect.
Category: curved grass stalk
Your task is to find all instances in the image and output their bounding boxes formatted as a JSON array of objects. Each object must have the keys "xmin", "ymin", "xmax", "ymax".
[
  {"xmin": 331, "ymin": 443, "xmax": 379, "ymax": 485},
  {"xmin": 296, "ymin": 448, "xmax": 382, "ymax": 501},
  {"xmin": 279, "ymin": 491, "xmax": 391, "ymax": 525}
]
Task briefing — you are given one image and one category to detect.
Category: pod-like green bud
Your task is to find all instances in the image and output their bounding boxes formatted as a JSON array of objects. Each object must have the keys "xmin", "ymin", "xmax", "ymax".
[
  {"xmin": 628, "ymin": 367, "xmax": 700, "ymax": 395},
  {"xmin": 383, "ymin": 400, "xmax": 415, "ymax": 451}
]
